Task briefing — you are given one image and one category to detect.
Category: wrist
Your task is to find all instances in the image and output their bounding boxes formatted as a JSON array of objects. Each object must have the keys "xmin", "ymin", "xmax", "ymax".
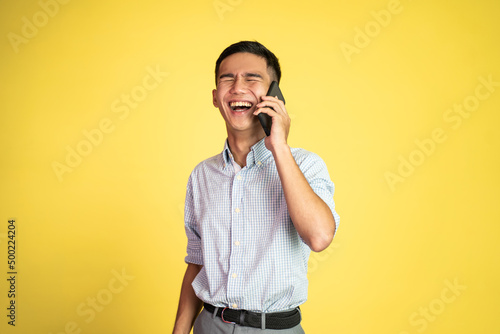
[
  {"xmin": 172, "ymin": 316, "xmax": 194, "ymax": 334},
  {"xmin": 269, "ymin": 142, "xmax": 291, "ymax": 160},
  {"xmin": 172, "ymin": 326, "xmax": 190, "ymax": 334}
]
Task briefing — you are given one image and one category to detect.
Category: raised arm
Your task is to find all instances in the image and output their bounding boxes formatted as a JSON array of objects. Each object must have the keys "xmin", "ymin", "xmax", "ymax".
[{"xmin": 255, "ymin": 96, "xmax": 336, "ymax": 252}]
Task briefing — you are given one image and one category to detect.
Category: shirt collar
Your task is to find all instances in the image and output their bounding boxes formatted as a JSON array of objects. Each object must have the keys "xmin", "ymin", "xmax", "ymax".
[
  {"xmin": 222, "ymin": 141, "xmax": 233, "ymax": 169},
  {"xmin": 222, "ymin": 138, "xmax": 272, "ymax": 170}
]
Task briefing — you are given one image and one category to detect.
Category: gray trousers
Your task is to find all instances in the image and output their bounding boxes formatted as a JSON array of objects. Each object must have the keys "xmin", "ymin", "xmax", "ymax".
[{"xmin": 193, "ymin": 308, "xmax": 305, "ymax": 334}]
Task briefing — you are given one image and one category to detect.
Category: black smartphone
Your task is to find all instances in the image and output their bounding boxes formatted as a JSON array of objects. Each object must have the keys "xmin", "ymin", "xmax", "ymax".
[{"xmin": 258, "ymin": 81, "xmax": 286, "ymax": 136}]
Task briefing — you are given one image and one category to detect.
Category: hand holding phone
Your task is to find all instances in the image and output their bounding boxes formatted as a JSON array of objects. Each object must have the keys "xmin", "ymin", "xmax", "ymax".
[{"xmin": 258, "ymin": 81, "xmax": 285, "ymax": 136}]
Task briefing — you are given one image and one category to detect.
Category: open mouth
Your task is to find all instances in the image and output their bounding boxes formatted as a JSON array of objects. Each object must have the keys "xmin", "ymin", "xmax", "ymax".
[{"xmin": 229, "ymin": 101, "xmax": 253, "ymax": 112}]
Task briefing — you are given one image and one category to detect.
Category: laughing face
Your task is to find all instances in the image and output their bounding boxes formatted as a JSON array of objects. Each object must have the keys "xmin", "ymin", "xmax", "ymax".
[{"xmin": 213, "ymin": 52, "xmax": 273, "ymax": 136}]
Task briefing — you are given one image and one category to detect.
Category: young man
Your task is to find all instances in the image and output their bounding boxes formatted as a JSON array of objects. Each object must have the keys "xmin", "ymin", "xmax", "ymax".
[{"xmin": 173, "ymin": 41, "xmax": 340, "ymax": 334}]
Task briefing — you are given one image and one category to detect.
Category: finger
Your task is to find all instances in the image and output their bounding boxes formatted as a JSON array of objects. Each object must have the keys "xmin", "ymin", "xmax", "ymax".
[
  {"xmin": 260, "ymin": 95, "xmax": 285, "ymax": 106},
  {"xmin": 253, "ymin": 106, "xmax": 276, "ymax": 116},
  {"xmin": 259, "ymin": 97, "xmax": 286, "ymax": 114},
  {"xmin": 256, "ymin": 101, "xmax": 285, "ymax": 115}
]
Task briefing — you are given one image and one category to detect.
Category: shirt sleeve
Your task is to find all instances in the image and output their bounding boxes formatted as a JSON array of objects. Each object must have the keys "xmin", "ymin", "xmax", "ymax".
[
  {"xmin": 296, "ymin": 150, "xmax": 340, "ymax": 235},
  {"xmin": 184, "ymin": 174, "xmax": 204, "ymax": 265}
]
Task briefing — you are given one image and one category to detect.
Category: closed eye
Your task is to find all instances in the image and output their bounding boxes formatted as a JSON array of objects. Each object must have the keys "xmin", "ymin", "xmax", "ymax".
[
  {"xmin": 244, "ymin": 73, "xmax": 263, "ymax": 81},
  {"xmin": 219, "ymin": 73, "xmax": 234, "ymax": 82}
]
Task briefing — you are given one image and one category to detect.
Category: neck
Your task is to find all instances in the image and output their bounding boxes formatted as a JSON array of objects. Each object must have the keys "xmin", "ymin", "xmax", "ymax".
[{"xmin": 227, "ymin": 128, "xmax": 265, "ymax": 167}]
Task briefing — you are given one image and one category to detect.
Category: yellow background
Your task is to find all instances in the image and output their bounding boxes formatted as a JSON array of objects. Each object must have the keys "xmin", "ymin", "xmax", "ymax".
[{"xmin": 1, "ymin": 0, "xmax": 499, "ymax": 333}]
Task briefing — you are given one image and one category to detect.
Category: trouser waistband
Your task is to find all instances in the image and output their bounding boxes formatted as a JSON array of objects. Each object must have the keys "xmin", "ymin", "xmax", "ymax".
[{"xmin": 203, "ymin": 303, "xmax": 301, "ymax": 330}]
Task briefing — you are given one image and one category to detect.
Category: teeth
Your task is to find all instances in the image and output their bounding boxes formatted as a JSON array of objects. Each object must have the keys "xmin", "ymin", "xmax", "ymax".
[{"xmin": 230, "ymin": 101, "xmax": 252, "ymax": 107}]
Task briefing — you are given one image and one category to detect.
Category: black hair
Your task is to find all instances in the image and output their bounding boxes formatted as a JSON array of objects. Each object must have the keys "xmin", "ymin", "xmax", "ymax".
[{"xmin": 215, "ymin": 41, "xmax": 281, "ymax": 85}]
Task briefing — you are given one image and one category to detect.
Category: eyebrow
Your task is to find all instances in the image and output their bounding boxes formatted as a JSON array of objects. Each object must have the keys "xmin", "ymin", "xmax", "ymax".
[{"xmin": 244, "ymin": 73, "xmax": 263, "ymax": 79}]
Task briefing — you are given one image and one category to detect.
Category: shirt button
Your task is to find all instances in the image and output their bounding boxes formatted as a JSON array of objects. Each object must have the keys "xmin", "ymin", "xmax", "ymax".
[
  {"xmin": 234, "ymin": 241, "xmax": 240, "ymax": 246},
  {"xmin": 232, "ymin": 273, "xmax": 237, "ymax": 278},
  {"xmin": 257, "ymin": 161, "xmax": 262, "ymax": 166},
  {"xmin": 232, "ymin": 303, "xmax": 238, "ymax": 309},
  {"xmin": 235, "ymin": 208, "xmax": 240, "ymax": 213},
  {"xmin": 236, "ymin": 175, "xmax": 242, "ymax": 180}
]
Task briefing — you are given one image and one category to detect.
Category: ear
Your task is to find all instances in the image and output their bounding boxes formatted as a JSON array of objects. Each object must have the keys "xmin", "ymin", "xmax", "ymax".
[{"xmin": 212, "ymin": 89, "xmax": 218, "ymax": 108}]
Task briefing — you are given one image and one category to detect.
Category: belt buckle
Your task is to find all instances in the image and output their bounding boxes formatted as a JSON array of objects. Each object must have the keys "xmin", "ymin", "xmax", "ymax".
[{"xmin": 221, "ymin": 307, "xmax": 236, "ymax": 324}]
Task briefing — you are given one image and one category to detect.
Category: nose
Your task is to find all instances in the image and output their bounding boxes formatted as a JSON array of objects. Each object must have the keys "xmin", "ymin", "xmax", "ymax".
[{"xmin": 229, "ymin": 76, "xmax": 246, "ymax": 94}]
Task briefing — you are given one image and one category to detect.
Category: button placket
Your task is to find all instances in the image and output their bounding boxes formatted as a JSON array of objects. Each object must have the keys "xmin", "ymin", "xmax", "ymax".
[{"xmin": 228, "ymin": 169, "xmax": 245, "ymax": 304}]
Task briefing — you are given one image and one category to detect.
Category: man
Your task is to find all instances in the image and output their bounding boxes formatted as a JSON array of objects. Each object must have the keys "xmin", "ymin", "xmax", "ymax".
[{"xmin": 173, "ymin": 41, "xmax": 340, "ymax": 334}]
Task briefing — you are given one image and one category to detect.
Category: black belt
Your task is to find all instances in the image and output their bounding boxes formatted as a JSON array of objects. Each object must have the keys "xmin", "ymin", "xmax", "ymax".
[{"xmin": 203, "ymin": 303, "xmax": 301, "ymax": 330}]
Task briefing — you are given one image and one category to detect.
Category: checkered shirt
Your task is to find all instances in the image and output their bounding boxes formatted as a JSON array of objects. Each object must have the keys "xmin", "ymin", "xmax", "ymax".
[{"xmin": 184, "ymin": 138, "xmax": 339, "ymax": 312}]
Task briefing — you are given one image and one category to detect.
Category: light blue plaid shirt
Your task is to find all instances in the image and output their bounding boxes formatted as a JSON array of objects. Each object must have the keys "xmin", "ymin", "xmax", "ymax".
[{"xmin": 184, "ymin": 138, "xmax": 339, "ymax": 313}]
